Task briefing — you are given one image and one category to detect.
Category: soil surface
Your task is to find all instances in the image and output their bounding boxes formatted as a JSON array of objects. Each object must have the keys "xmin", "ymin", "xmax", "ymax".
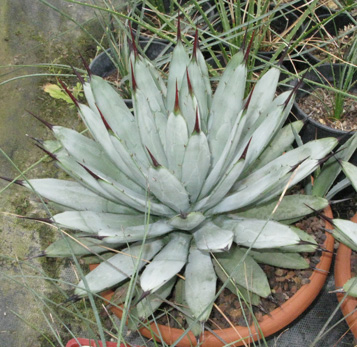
[
  {"xmin": 298, "ymin": 88, "xmax": 357, "ymax": 131},
  {"xmin": 311, "ymin": 23, "xmax": 355, "ymax": 63}
]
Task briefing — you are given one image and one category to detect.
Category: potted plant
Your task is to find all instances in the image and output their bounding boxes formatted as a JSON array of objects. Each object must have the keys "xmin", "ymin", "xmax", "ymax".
[
  {"xmin": 3, "ymin": 31, "xmax": 340, "ymax": 345},
  {"xmin": 201, "ymin": 0, "xmax": 309, "ymax": 70},
  {"xmin": 290, "ymin": 63, "xmax": 357, "ymax": 137},
  {"xmin": 301, "ymin": 10, "xmax": 356, "ymax": 65},
  {"xmin": 289, "ymin": 34, "xmax": 357, "ymax": 166}
]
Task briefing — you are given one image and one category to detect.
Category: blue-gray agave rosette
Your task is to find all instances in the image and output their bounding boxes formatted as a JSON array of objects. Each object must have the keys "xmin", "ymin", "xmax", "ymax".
[{"xmin": 16, "ymin": 35, "xmax": 338, "ymax": 330}]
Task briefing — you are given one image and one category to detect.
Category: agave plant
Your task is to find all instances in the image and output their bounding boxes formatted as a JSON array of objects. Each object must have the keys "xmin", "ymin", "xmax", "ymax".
[{"xmin": 7, "ymin": 30, "xmax": 339, "ymax": 333}]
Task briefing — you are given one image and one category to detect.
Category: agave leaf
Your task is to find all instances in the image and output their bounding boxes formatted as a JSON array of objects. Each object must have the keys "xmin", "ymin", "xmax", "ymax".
[
  {"xmin": 175, "ymin": 278, "xmax": 202, "ymax": 338},
  {"xmin": 208, "ymin": 61, "xmax": 246, "ymax": 166},
  {"xmin": 244, "ymin": 104, "xmax": 288, "ymax": 169},
  {"xmin": 209, "ymin": 167, "xmax": 290, "ymax": 213},
  {"xmin": 52, "ymin": 211, "xmax": 149, "ymax": 233},
  {"xmin": 82, "ymin": 82, "xmax": 96, "ymax": 111},
  {"xmin": 133, "ymin": 57, "xmax": 168, "ymax": 149},
  {"xmin": 76, "ymin": 105, "xmax": 147, "ymax": 189},
  {"xmin": 248, "ymin": 249, "xmax": 309, "ymax": 269},
  {"xmin": 77, "ymin": 104, "xmax": 126, "ymax": 173},
  {"xmin": 341, "ymin": 161, "xmax": 357, "ymax": 191},
  {"xmin": 331, "ymin": 219, "xmax": 357, "ymax": 252},
  {"xmin": 42, "ymin": 139, "xmax": 61, "ymax": 153},
  {"xmin": 212, "ymin": 257, "xmax": 261, "ymax": 306},
  {"xmin": 22, "ymin": 179, "xmax": 135, "ymax": 214},
  {"xmin": 187, "ymin": 57, "xmax": 211, "ymax": 133},
  {"xmin": 313, "ymin": 132, "xmax": 357, "ymax": 197},
  {"xmin": 277, "ymin": 226, "xmax": 317, "ymax": 253},
  {"xmin": 132, "ymin": 277, "xmax": 177, "ymax": 326},
  {"xmin": 258, "ymin": 146, "xmax": 350, "ymax": 206},
  {"xmin": 109, "ymin": 134, "xmax": 148, "ymax": 187},
  {"xmin": 45, "ymin": 236, "xmax": 122, "ymax": 257},
  {"xmin": 213, "ymin": 138, "xmax": 338, "ymax": 213},
  {"xmin": 195, "ymin": 47, "xmax": 212, "ymax": 108},
  {"xmin": 234, "ymin": 195, "xmax": 328, "ymax": 222},
  {"xmin": 133, "ymin": 88, "xmax": 168, "ymax": 167},
  {"xmin": 214, "ymin": 246, "xmax": 271, "ymax": 298},
  {"xmin": 168, "ymin": 212, "xmax": 206, "ymax": 231},
  {"xmin": 343, "ymin": 277, "xmax": 357, "ymax": 297},
  {"xmin": 249, "ymin": 121, "xmax": 304, "ymax": 172},
  {"xmin": 131, "ymin": 54, "xmax": 166, "ymax": 114},
  {"xmin": 148, "ymin": 166, "xmax": 190, "ymax": 213},
  {"xmin": 53, "ymin": 150, "xmax": 124, "ymax": 203},
  {"xmin": 236, "ymin": 91, "xmax": 295, "ymax": 174},
  {"xmin": 146, "ymin": 57, "xmax": 167, "ymax": 98},
  {"xmin": 153, "ymin": 110, "xmax": 169, "ymax": 151},
  {"xmin": 100, "ymin": 220, "xmax": 174, "ymax": 244},
  {"xmin": 95, "ymin": 177, "xmax": 153, "ymax": 212},
  {"xmin": 200, "ymin": 111, "xmax": 246, "ymax": 198},
  {"xmin": 97, "ymin": 177, "xmax": 174, "ymax": 216},
  {"xmin": 199, "ymin": 159, "xmax": 245, "ymax": 212},
  {"xmin": 74, "ymin": 238, "xmax": 165, "ymax": 296},
  {"xmin": 185, "ymin": 245, "xmax": 217, "ymax": 323},
  {"xmin": 165, "ymin": 111, "xmax": 188, "ymax": 179},
  {"xmin": 181, "ymin": 130, "xmax": 211, "ymax": 203},
  {"xmin": 235, "ymin": 138, "xmax": 338, "ymax": 188},
  {"xmin": 52, "ymin": 126, "xmax": 145, "ymax": 193},
  {"xmin": 178, "ymin": 71, "xmax": 197, "ymax": 134},
  {"xmin": 214, "ymin": 217, "xmax": 300, "ymax": 249},
  {"xmin": 242, "ymin": 67, "xmax": 280, "ymax": 139},
  {"xmin": 140, "ymin": 232, "xmax": 191, "ymax": 293},
  {"xmin": 255, "ymin": 159, "xmax": 324, "ymax": 207},
  {"xmin": 89, "ymin": 76, "xmax": 147, "ymax": 164},
  {"xmin": 209, "ymin": 51, "xmax": 244, "ymax": 115},
  {"xmin": 166, "ymin": 41, "xmax": 190, "ymax": 112},
  {"xmin": 194, "ymin": 222, "xmax": 233, "ymax": 252},
  {"xmin": 326, "ymin": 177, "xmax": 351, "ymax": 200}
]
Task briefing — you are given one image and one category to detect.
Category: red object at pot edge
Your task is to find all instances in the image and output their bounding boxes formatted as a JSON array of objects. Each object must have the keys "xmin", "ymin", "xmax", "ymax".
[{"xmin": 66, "ymin": 337, "xmax": 138, "ymax": 347}]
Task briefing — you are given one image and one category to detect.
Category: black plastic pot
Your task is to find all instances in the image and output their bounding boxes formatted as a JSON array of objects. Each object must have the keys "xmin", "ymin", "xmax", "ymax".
[
  {"xmin": 288, "ymin": 0, "xmax": 339, "ymax": 16},
  {"xmin": 89, "ymin": 37, "xmax": 172, "ymax": 78},
  {"xmin": 89, "ymin": 37, "xmax": 173, "ymax": 109},
  {"xmin": 303, "ymin": 12, "xmax": 354, "ymax": 65},
  {"xmin": 290, "ymin": 64, "xmax": 357, "ymax": 162}
]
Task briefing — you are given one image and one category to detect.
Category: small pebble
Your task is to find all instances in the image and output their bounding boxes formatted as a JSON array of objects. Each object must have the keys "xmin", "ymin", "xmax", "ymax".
[{"xmin": 275, "ymin": 269, "xmax": 285, "ymax": 276}]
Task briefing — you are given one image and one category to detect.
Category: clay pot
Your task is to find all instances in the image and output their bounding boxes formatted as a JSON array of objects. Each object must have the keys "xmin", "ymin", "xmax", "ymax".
[
  {"xmin": 335, "ymin": 213, "xmax": 357, "ymax": 339},
  {"xmin": 92, "ymin": 206, "xmax": 334, "ymax": 346}
]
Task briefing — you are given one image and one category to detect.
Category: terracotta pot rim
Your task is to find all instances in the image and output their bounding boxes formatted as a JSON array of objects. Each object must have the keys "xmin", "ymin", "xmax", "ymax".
[
  {"xmin": 95, "ymin": 206, "xmax": 334, "ymax": 346},
  {"xmin": 334, "ymin": 213, "xmax": 357, "ymax": 339}
]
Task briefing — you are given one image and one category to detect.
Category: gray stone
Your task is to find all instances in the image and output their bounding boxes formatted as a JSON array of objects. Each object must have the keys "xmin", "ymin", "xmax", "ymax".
[{"xmin": 0, "ymin": 0, "xmax": 105, "ymax": 345}]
